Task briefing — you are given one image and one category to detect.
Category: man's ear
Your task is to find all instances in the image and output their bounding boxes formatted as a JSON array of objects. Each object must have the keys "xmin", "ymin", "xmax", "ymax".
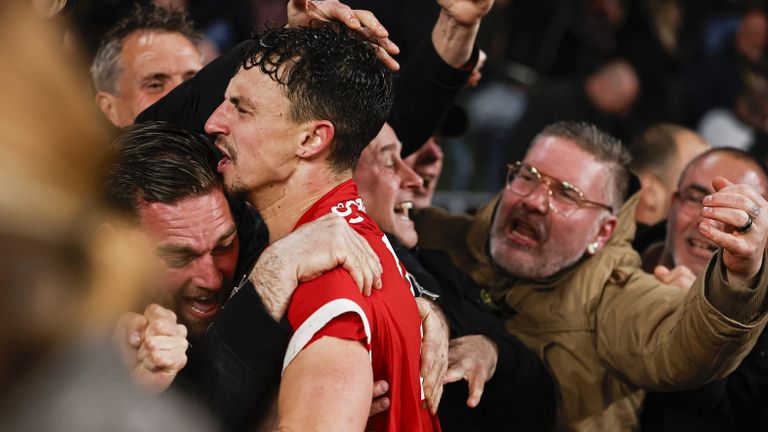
[
  {"xmin": 297, "ymin": 120, "xmax": 334, "ymax": 159},
  {"xmin": 95, "ymin": 92, "xmax": 122, "ymax": 127},
  {"xmin": 593, "ymin": 214, "xmax": 618, "ymax": 250}
]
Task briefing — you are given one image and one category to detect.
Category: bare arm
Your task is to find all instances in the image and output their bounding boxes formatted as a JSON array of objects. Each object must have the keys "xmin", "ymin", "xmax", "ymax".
[
  {"xmin": 432, "ymin": 0, "xmax": 494, "ymax": 68},
  {"xmin": 278, "ymin": 337, "xmax": 372, "ymax": 431}
]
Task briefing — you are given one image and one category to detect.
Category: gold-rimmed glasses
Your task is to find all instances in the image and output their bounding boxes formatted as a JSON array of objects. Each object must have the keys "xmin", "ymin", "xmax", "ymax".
[{"xmin": 505, "ymin": 161, "xmax": 614, "ymax": 217}]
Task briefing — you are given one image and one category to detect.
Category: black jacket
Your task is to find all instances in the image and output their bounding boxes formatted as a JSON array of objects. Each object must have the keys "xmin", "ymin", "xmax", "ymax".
[{"xmin": 388, "ymin": 235, "xmax": 556, "ymax": 432}]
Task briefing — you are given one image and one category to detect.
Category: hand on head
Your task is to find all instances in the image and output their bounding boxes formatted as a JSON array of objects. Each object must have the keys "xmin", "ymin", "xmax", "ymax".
[{"xmin": 287, "ymin": 0, "xmax": 400, "ymax": 70}]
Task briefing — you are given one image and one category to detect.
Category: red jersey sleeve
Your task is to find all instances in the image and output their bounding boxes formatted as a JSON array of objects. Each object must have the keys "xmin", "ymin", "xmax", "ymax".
[{"xmin": 282, "ymin": 268, "xmax": 372, "ymax": 373}]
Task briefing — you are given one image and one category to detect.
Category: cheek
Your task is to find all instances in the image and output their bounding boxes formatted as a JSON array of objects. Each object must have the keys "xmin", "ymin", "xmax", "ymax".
[{"xmin": 216, "ymin": 251, "xmax": 239, "ymax": 279}]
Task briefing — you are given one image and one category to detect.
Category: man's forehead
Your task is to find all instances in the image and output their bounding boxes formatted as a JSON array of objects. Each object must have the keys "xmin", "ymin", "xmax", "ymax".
[
  {"xmin": 684, "ymin": 153, "xmax": 768, "ymax": 193},
  {"xmin": 525, "ymin": 135, "xmax": 606, "ymax": 188},
  {"xmin": 138, "ymin": 191, "xmax": 232, "ymax": 231}
]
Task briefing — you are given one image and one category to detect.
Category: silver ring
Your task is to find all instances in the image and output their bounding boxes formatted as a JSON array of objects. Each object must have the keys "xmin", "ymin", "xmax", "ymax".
[{"xmin": 737, "ymin": 215, "xmax": 754, "ymax": 233}]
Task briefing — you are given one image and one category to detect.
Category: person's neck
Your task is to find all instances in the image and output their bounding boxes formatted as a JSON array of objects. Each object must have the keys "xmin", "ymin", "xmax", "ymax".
[{"xmin": 250, "ymin": 164, "xmax": 351, "ymax": 244}]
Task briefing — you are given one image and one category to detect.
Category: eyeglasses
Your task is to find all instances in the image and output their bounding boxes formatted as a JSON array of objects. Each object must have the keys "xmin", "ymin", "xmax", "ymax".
[
  {"xmin": 505, "ymin": 161, "xmax": 614, "ymax": 217},
  {"xmin": 674, "ymin": 185, "xmax": 709, "ymax": 216}
]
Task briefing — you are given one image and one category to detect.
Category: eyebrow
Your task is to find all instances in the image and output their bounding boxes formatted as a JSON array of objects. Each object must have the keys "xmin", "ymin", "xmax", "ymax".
[
  {"xmin": 140, "ymin": 73, "xmax": 171, "ymax": 83},
  {"xmin": 156, "ymin": 243, "xmax": 199, "ymax": 259},
  {"xmin": 156, "ymin": 225, "xmax": 237, "ymax": 258},
  {"xmin": 216, "ymin": 225, "xmax": 238, "ymax": 245},
  {"xmin": 229, "ymin": 94, "xmax": 257, "ymax": 110},
  {"xmin": 682, "ymin": 184, "xmax": 711, "ymax": 195}
]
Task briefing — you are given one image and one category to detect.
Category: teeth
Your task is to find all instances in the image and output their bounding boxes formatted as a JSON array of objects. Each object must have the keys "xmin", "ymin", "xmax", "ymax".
[
  {"xmin": 690, "ymin": 238, "xmax": 716, "ymax": 251},
  {"xmin": 394, "ymin": 202, "xmax": 413, "ymax": 221},
  {"xmin": 512, "ymin": 220, "xmax": 537, "ymax": 240}
]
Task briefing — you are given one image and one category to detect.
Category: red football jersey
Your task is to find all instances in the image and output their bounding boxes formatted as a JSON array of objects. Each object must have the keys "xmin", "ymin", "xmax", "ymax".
[{"xmin": 283, "ymin": 180, "xmax": 440, "ymax": 432}]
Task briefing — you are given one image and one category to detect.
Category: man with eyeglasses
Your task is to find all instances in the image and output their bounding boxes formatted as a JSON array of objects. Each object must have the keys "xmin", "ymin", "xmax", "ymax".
[
  {"xmin": 637, "ymin": 150, "xmax": 768, "ymax": 430},
  {"xmin": 413, "ymin": 121, "xmax": 768, "ymax": 430},
  {"xmin": 643, "ymin": 148, "xmax": 768, "ymax": 283}
]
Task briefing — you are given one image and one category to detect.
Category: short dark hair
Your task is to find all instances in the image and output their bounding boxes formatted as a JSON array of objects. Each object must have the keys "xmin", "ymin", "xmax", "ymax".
[
  {"xmin": 91, "ymin": 4, "xmax": 201, "ymax": 94},
  {"xmin": 239, "ymin": 24, "xmax": 394, "ymax": 173},
  {"xmin": 534, "ymin": 121, "xmax": 631, "ymax": 211},
  {"xmin": 629, "ymin": 123, "xmax": 688, "ymax": 176},
  {"xmin": 677, "ymin": 147, "xmax": 768, "ymax": 191},
  {"xmin": 105, "ymin": 121, "xmax": 219, "ymax": 221}
]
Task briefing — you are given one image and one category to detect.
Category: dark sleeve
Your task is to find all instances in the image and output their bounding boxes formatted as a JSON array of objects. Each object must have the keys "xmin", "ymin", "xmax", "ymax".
[
  {"xmin": 390, "ymin": 38, "xmax": 477, "ymax": 157},
  {"xmin": 135, "ymin": 42, "xmax": 247, "ymax": 132},
  {"xmin": 176, "ymin": 283, "xmax": 291, "ymax": 432},
  {"xmin": 414, "ymin": 248, "xmax": 556, "ymax": 431}
]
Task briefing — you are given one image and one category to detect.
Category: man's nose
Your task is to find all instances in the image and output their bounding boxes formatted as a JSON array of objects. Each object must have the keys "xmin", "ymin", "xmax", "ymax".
[
  {"xmin": 204, "ymin": 102, "xmax": 229, "ymax": 135},
  {"xmin": 521, "ymin": 182, "xmax": 551, "ymax": 214},
  {"xmin": 192, "ymin": 254, "xmax": 223, "ymax": 291}
]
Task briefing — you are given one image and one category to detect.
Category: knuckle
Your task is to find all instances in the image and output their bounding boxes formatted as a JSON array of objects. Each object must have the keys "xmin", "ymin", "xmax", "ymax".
[
  {"xmin": 143, "ymin": 336, "xmax": 158, "ymax": 352},
  {"xmin": 150, "ymin": 351, "xmax": 169, "ymax": 368}
]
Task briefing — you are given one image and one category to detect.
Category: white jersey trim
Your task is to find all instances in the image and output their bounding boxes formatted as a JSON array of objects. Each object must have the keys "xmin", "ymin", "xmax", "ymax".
[{"xmin": 282, "ymin": 298, "xmax": 372, "ymax": 374}]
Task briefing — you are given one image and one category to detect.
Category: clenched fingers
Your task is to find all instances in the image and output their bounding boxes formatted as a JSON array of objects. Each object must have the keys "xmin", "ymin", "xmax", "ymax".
[{"xmin": 369, "ymin": 380, "xmax": 390, "ymax": 417}]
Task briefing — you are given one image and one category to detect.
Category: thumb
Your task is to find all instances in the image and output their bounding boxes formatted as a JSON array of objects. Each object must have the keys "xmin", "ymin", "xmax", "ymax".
[
  {"xmin": 712, "ymin": 176, "xmax": 733, "ymax": 191},
  {"xmin": 653, "ymin": 265, "xmax": 670, "ymax": 279},
  {"xmin": 443, "ymin": 364, "xmax": 465, "ymax": 384}
]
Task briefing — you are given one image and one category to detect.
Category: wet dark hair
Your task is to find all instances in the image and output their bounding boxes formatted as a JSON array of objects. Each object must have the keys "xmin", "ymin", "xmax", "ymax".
[
  {"xmin": 105, "ymin": 121, "xmax": 219, "ymax": 221},
  {"xmin": 239, "ymin": 24, "xmax": 394, "ymax": 173}
]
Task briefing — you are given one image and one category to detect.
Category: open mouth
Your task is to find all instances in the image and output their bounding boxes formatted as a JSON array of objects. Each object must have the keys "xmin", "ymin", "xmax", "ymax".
[
  {"xmin": 184, "ymin": 292, "xmax": 223, "ymax": 320},
  {"xmin": 686, "ymin": 237, "xmax": 717, "ymax": 258},
  {"xmin": 215, "ymin": 142, "xmax": 233, "ymax": 171},
  {"xmin": 394, "ymin": 201, "xmax": 413, "ymax": 221},
  {"xmin": 506, "ymin": 217, "xmax": 541, "ymax": 247}
]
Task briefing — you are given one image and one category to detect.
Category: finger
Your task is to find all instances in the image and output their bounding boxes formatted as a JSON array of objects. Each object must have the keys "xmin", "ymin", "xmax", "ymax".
[
  {"xmin": 712, "ymin": 176, "xmax": 734, "ymax": 192},
  {"xmin": 428, "ymin": 382, "xmax": 444, "ymax": 415},
  {"xmin": 372, "ymin": 380, "xmax": 389, "ymax": 398},
  {"xmin": 344, "ymin": 254, "xmax": 366, "ymax": 293},
  {"xmin": 653, "ymin": 265, "xmax": 671, "ymax": 281},
  {"xmin": 699, "ymin": 222, "xmax": 751, "ymax": 256},
  {"xmin": 351, "ymin": 9, "xmax": 389, "ymax": 38},
  {"xmin": 443, "ymin": 362, "xmax": 467, "ymax": 384},
  {"xmin": 146, "ymin": 316, "xmax": 180, "ymax": 337},
  {"xmin": 702, "ymin": 206, "xmax": 751, "ymax": 232},
  {"xmin": 369, "ymin": 396, "xmax": 390, "ymax": 417},
  {"xmin": 144, "ymin": 303, "xmax": 177, "ymax": 323},
  {"xmin": 705, "ymin": 190, "xmax": 763, "ymax": 216},
  {"xmin": 347, "ymin": 24, "xmax": 400, "ymax": 70},
  {"xmin": 129, "ymin": 314, "xmax": 148, "ymax": 347},
  {"xmin": 324, "ymin": 2, "xmax": 363, "ymax": 30},
  {"xmin": 466, "ymin": 370, "xmax": 488, "ymax": 408}
]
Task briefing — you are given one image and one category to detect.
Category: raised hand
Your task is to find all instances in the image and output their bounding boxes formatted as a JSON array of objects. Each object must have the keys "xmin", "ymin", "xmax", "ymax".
[
  {"xmin": 114, "ymin": 304, "xmax": 189, "ymax": 393},
  {"xmin": 436, "ymin": 0, "xmax": 495, "ymax": 27},
  {"xmin": 699, "ymin": 176, "xmax": 768, "ymax": 286}
]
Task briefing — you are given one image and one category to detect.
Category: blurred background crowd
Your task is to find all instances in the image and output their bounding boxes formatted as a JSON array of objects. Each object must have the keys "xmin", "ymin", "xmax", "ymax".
[{"xmin": 57, "ymin": 0, "xmax": 768, "ymax": 210}]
